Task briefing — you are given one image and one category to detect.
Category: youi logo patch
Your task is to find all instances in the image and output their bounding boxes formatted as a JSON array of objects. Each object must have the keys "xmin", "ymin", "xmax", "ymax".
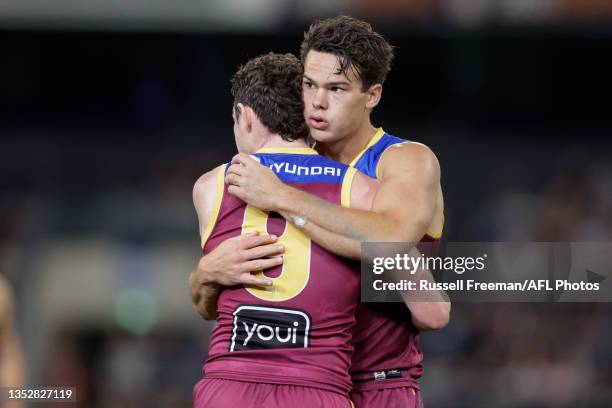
[{"xmin": 230, "ymin": 305, "xmax": 311, "ymax": 352}]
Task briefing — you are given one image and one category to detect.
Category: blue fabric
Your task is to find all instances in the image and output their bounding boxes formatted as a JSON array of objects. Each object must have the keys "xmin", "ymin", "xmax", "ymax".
[
  {"xmin": 352, "ymin": 133, "xmax": 406, "ymax": 179},
  {"xmin": 254, "ymin": 153, "xmax": 348, "ymax": 184}
]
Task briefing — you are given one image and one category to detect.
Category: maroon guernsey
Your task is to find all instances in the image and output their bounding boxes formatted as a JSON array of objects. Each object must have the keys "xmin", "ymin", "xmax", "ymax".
[
  {"xmin": 348, "ymin": 128, "xmax": 443, "ymax": 392},
  {"xmin": 201, "ymin": 147, "xmax": 360, "ymax": 396}
]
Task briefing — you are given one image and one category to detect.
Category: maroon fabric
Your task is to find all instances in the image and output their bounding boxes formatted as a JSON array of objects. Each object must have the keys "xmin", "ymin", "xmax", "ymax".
[
  {"xmin": 194, "ymin": 378, "xmax": 352, "ymax": 408},
  {"xmin": 202, "ymin": 173, "xmax": 360, "ymax": 395},
  {"xmin": 350, "ymin": 235, "xmax": 441, "ymax": 391},
  {"xmin": 351, "ymin": 385, "xmax": 423, "ymax": 408}
]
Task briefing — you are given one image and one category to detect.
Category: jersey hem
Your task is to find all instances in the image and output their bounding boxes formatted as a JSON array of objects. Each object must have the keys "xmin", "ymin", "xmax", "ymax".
[
  {"xmin": 204, "ymin": 370, "xmax": 350, "ymax": 396},
  {"xmin": 350, "ymin": 377, "xmax": 420, "ymax": 392}
]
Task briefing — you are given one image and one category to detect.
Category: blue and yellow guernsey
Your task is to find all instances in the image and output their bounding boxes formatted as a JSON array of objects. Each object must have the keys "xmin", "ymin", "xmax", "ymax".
[
  {"xmin": 349, "ymin": 128, "xmax": 442, "ymax": 393},
  {"xmin": 349, "ymin": 127, "xmax": 407, "ymax": 179}
]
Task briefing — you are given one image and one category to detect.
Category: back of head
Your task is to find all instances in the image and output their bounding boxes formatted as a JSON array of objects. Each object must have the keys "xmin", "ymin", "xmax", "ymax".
[
  {"xmin": 300, "ymin": 15, "xmax": 395, "ymax": 91},
  {"xmin": 231, "ymin": 53, "xmax": 309, "ymax": 141}
]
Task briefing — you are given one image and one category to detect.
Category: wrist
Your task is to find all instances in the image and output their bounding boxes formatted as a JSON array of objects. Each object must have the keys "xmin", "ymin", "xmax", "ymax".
[
  {"xmin": 276, "ymin": 185, "xmax": 298, "ymax": 213},
  {"xmin": 197, "ymin": 258, "xmax": 218, "ymax": 286}
]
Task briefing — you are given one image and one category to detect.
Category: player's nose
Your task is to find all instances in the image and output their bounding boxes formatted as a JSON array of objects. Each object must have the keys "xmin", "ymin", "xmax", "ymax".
[{"xmin": 312, "ymin": 88, "xmax": 328, "ymax": 110}]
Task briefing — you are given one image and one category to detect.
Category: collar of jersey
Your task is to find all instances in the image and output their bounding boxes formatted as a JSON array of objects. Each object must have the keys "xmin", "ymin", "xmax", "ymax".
[
  {"xmin": 348, "ymin": 127, "xmax": 386, "ymax": 167},
  {"xmin": 255, "ymin": 147, "xmax": 319, "ymax": 155}
]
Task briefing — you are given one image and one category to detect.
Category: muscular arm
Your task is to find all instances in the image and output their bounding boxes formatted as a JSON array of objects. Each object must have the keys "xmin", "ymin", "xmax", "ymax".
[
  {"xmin": 283, "ymin": 144, "xmax": 438, "ymax": 245},
  {"xmin": 228, "ymin": 143, "xmax": 438, "ymax": 255},
  {"xmin": 227, "ymin": 144, "xmax": 450, "ymax": 330},
  {"xmin": 188, "ymin": 166, "xmax": 283, "ymax": 320},
  {"xmin": 278, "ymin": 170, "xmax": 379, "ymax": 260},
  {"xmin": 187, "ymin": 267, "xmax": 221, "ymax": 321}
]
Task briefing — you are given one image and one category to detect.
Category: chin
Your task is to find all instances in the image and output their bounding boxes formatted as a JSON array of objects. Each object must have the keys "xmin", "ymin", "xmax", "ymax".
[{"xmin": 309, "ymin": 128, "xmax": 336, "ymax": 143}]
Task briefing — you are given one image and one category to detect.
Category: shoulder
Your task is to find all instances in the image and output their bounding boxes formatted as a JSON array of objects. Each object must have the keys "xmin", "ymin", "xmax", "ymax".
[
  {"xmin": 378, "ymin": 141, "xmax": 440, "ymax": 180},
  {"xmin": 193, "ymin": 165, "xmax": 225, "ymax": 203},
  {"xmin": 350, "ymin": 170, "xmax": 379, "ymax": 210}
]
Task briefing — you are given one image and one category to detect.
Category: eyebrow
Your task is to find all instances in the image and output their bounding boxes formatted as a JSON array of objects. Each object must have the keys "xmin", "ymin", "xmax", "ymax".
[{"xmin": 303, "ymin": 74, "xmax": 351, "ymax": 87}]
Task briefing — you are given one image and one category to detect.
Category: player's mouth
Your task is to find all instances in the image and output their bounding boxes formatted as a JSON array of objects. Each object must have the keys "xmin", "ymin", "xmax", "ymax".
[{"xmin": 308, "ymin": 115, "xmax": 329, "ymax": 130}]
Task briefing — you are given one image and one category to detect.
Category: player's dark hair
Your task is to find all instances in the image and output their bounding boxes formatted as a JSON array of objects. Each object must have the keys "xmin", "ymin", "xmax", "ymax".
[
  {"xmin": 231, "ymin": 52, "xmax": 309, "ymax": 141},
  {"xmin": 300, "ymin": 15, "xmax": 395, "ymax": 91}
]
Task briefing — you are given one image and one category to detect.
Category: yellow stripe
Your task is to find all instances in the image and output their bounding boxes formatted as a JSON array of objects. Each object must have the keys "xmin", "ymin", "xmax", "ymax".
[
  {"xmin": 341, "ymin": 167, "xmax": 357, "ymax": 208},
  {"xmin": 349, "ymin": 127, "xmax": 385, "ymax": 167},
  {"xmin": 425, "ymin": 214, "xmax": 445, "ymax": 239},
  {"xmin": 255, "ymin": 147, "xmax": 318, "ymax": 155},
  {"xmin": 425, "ymin": 228, "xmax": 443, "ymax": 239},
  {"xmin": 200, "ymin": 164, "xmax": 227, "ymax": 248}
]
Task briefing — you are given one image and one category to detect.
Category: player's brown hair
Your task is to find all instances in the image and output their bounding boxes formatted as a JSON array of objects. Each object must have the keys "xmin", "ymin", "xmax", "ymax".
[
  {"xmin": 300, "ymin": 15, "xmax": 395, "ymax": 91},
  {"xmin": 231, "ymin": 53, "xmax": 309, "ymax": 141}
]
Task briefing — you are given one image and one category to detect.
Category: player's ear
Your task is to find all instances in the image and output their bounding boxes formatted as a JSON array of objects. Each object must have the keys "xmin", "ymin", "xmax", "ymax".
[
  {"xmin": 365, "ymin": 83, "xmax": 383, "ymax": 110},
  {"xmin": 236, "ymin": 103, "xmax": 253, "ymax": 133}
]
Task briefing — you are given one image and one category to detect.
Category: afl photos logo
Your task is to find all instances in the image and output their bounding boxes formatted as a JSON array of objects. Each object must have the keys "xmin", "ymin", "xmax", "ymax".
[{"xmin": 230, "ymin": 305, "xmax": 311, "ymax": 352}]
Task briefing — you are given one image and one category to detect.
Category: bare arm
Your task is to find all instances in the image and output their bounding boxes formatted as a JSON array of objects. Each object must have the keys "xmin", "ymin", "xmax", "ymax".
[
  {"xmin": 187, "ymin": 233, "xmax": 284, "ymax": 320},
  {"xmin": 189, "ymin": 166, "xmax": 284, "ymax": 320},
  {"xmin": 279, "ymin": 144, "xmax": 438, "ymax": 244},
  {"xmin": 226, "ymin": 145, "xmax": 450, "ymax": 330},
  {"xmin": 188, "ymin": 267, "xmax": 221, "ymax": 321},
  {"xmin": 391, "ymin": 249, "xmax": 451, "ymax": 331},
  {"xmin": 227, "ymin": 144, "xmax": 438, "ymax": 252},
  {"xmin": 276, "ymin": 170, "xmax": 379, "ymax": 260}
]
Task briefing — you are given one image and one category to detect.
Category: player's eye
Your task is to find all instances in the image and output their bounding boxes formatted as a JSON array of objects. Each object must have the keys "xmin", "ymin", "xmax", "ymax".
[
  {"xmin": 303, "ymin": 80, "xmax": 314, "ymax": 89},
  {"xmin": 331, "ymin": 86, "xmax": 344, "ymax": 92}
]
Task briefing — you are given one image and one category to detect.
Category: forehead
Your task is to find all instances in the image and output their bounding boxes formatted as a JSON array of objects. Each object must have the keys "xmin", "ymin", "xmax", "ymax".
[{"xmin": 303, "ymin": 50, "xmax": 360, "ymax": 85}]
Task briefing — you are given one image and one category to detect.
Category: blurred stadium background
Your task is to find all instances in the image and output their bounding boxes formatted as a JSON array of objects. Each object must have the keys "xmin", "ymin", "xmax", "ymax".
[{"xmin": 1, "ymin": 1, "xmax": 611, "ymax": 407}]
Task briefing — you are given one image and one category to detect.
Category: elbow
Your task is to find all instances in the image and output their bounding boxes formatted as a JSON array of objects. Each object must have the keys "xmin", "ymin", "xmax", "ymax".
[
  {"xmin": 347, "ymin": 241, "xmax": 362, "ymax": 261},
  {"xmin": 195, "ymin": 304, "xmax": 217, "ymax": 321},
  {"xmin": 201, "ymin": 313, "xmax": 218, "ymax": 321},
  {"xmin": 412, "ymin": 303, "xmax": 451, "ymax": 331}
]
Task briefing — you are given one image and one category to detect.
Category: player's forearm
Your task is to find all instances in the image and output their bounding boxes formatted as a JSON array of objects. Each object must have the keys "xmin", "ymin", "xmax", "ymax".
[
  {"xmin": 278, "ymin": 187, "xmax": 399, "ymax": 244},
  {"xmin": 278, "ymin": 210, "xmax": 361, "ymax": 259},
  {"xmin": 392, "ymin": 261, "xmax": 450, "ymax": 331},
  {"xmin": 188, "ymin": 269, "xmax": 220, "ymax": 320},
  {"xmin": 405, "ymin": 299, "xmax": 451, "ymax": 331}
]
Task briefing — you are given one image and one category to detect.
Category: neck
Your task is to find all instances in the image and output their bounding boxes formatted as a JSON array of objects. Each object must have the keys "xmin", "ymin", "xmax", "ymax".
[
  {"xmin": 317, "ymin": 123, "xmax": 378, "ymax": 165},
  {"xmin": 258, "ymin": 134, "xmax": 310, "ymax": 151}
]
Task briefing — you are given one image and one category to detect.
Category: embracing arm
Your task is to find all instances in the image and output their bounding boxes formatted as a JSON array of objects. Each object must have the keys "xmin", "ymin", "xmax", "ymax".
[
  {"xmin": 187, "ymin": 232, "xmax": 283, "ymax": 320},
  {"xmin": 276, "ymin": 169, "xmax": 379, "ymax": 260},
  {"xmin": 228, "ymin": 143, "xmax": 439, "ymax": 254},
  {"xmin": 279, "ymin": 144, "xmax": 439, "ymax": 245},
  {"xmin": 188, "ymin": 166, "xmax": 223, "ymax": 320},
  {"xmin": 188, "ymin": 166, "xmax": 284, "ymax": 320},
  {"xmin": 226, "ymin": 145, "xmax": 449, "ymax": 330}
]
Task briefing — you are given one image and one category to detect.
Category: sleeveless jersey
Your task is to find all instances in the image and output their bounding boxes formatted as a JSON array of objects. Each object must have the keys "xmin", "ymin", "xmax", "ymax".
[
  {"xmin": 202, "ymin": 147, "xmax": 360, "ymax": 396},
  {"xmin": 349, "ymin": 128, "xmax": 443, "ymax": 392}
]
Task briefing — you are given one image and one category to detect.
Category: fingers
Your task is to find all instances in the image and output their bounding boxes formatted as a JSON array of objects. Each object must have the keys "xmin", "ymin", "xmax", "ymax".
[
  {"xmin": 232, "ymin": 153, "xmax": 254, "ymax": 166},
  {"xmin": 227, "ymin": 163, "xmax": 246, "ymax": 177},
  {"xmin": 227, "ymin": 184, "xmax": 240, "ymax": 196},
  {"xmin": 241, "ymin": 233, "xmax": 278, "ymax": 249},
  {"xmin": 242, "ymin": 243, "xmax": 284, "ymax": 260},
  {"xmin": 240, "ymin": 273, "xmax": 274, "ymax": 287},
  {"xmin": 225, "ymin": 172, "xmax": 240, "ymax": 186},
  {"xmin": 225, "ymin": 163, "xmax": 247, "ymax": 186},
  {"xmin": 241, "ymin": 257, "xmax": 283, "ymax": 273}
]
